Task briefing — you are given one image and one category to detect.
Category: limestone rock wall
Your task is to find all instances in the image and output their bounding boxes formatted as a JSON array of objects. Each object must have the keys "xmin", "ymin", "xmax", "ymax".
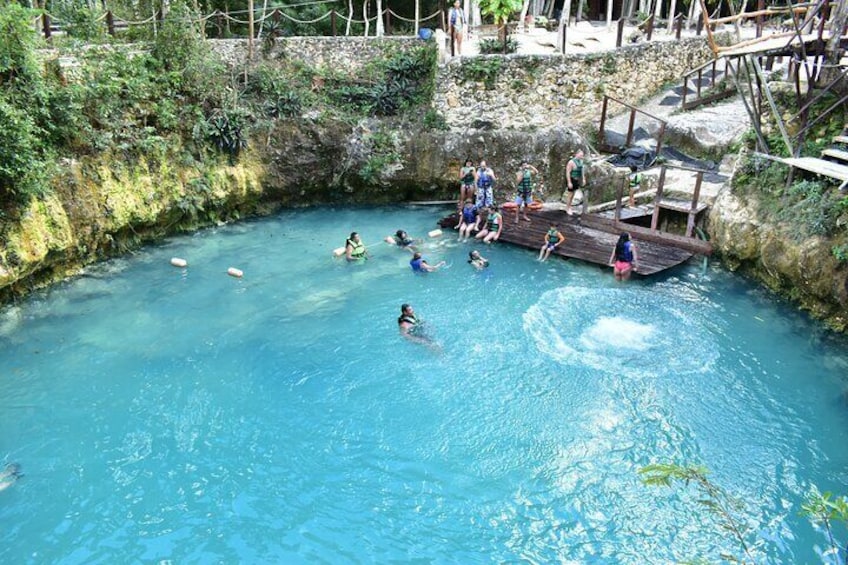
[
  {"xmin": 434, "ymin": 36, "xmax": 721, "ymax": 130},
  {"xmin": 709, "ymin": 182, "xmax": 848, "ymax": 330}
]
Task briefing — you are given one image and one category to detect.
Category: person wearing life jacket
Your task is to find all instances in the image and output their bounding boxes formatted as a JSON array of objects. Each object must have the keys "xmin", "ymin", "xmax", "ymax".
[
  {"xmin": 513, "ymin": 161, "xmax": 539, "ymax": 224},
  {"xmin": 628, "ymin": 165, "xmax": 643, "ymax": 207},
  {"xmin": 475, "ymin": 204, "xmax": 503, "ymax": 244},
  {"xmin": 454, "ymin": 199, "xmax": 480, "ymax": 240},
  {"xmin": 345, "ymin": 232, "xmax": 368, "ymax": 262},
  {"xmin": 388, "ymin": 229, "xmax": 417, "ymax": 252},
  {"xmin": 458, "ymin": 158, "xmax": 477, "ymax": 207},
  {"xmin": 609, "ymin": 232, "xmax": 639, "ymax": 281},
  {"xmin": 475, "ymin": 160, "xmax": 497, "ymax": 208},
  {"xmin": 468, "ymin": 249, "xmax": 489, "ymax": 270},
  {"xmin": 538, "ymin": 223, "xmax": 565, "ymax": 262},
  {"xmin": 397, "ymin": 303, "xmax": 432, "ymax": 345},
  {"xmin": 565, "ymin": 149, "xmax": 586, "ymax": 216},
  {"xmin": 410, "ymin": 252, "xmax": 445, "ymax": 273}
]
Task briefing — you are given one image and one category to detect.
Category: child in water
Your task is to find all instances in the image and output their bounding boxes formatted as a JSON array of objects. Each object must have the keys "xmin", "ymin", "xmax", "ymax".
[{"xmin": 468, "ymin": 250, "xmax": 489, "ymax": 269}]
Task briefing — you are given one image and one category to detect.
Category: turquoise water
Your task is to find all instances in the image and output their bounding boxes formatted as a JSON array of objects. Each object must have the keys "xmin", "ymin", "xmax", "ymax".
[{"xmin": 1, "ymin": 206, "xmax": 847, "ymax": 563}]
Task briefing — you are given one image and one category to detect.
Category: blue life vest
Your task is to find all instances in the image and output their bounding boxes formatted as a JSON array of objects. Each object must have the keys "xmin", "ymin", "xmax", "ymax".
[
  {"xmin": 478, "ymin": 168, "xmax": 492, "ymax": 188},
  {"xmin": 619, "ymin": 241, "xmax": 634, "ymax": 262},
  {"xmin": 410, "ymin": 257, "xmax": 425, "ymax": 272},
  {"xmin": 462, "ymin": 205, "xmax": 477, "ymax": 223}
]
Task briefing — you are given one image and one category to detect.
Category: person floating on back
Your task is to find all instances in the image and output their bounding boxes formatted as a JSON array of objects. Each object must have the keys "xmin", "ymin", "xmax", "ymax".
[
  {"xmin": 454, "ymin": 199, "xmax": 480, "ymax": 241},
  {"xmin": 539, "ymin": 223, "xmax": 565, "ymax": 261},
  {"xmin": 345, "ymin": 232, "xmax": 369, "ymax": 262},
  {"xmin": 513, "ymin": 161, "xmax": 539, "ymax": 224},
  {"xmin": 609, "ymin": 232, "xmax": 638, "ymax": 281},
  {"xmin": 410, "ymin": 252, "xmax": 446, "ymax": 273},
  {"xmin": 565, "ymin": 149, "xmax": 586, "ymax": 216},
  {"xmin": 468, "ymin": 250, "xmax": 489, "ymax": 270}
]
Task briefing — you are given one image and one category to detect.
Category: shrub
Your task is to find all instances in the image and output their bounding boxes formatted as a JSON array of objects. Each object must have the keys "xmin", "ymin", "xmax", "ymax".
[{"xmin": 478, "ymin": 37, "xmax": 518, "ymax": 54}]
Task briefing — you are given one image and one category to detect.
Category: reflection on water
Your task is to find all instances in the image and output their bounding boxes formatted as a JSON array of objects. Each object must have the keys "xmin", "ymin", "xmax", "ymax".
[{"xmin": 0, "ymin": 208, "xmax": 847, "ymax": 563}]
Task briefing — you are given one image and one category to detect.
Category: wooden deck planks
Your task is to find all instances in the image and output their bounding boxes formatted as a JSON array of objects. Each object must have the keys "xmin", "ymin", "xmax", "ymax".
[{"xmin": 439, "ymin": 208, "xmax": 701, "ymax": 275}]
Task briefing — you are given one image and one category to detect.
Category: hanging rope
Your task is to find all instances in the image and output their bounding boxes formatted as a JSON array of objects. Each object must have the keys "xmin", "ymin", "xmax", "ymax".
[
  {"xmin": 274, "ymin": 10, "xmax": 334, "ymax": 24},
  {"xmin": 386, "ymin": 9, "xmax": 442, "ymax": 23}
]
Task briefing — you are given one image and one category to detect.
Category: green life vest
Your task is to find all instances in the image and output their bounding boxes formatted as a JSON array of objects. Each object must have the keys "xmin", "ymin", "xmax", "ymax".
[
  {"xmin": 547, "ymin": 228, "xmax": 559, "ymax": 244},
  {"xmin": 518, "ymin": 169, "xmax": 532, "ymax": 194},
  {"xmin": 629, "ymin": 173, "xmax": 642, "ymax": 189},
  {"xmin": 487, "ymin": 212, "xmax": 501, "ymax": 231},
  {"xmin": 347, "ymin": 239, "xmax": 366, "ymax": 258},
  {"xmin": 461, "ymin": 166, "xmax": 475, "ymax": 184},
  {"xmin": 569, "ymin": 157, "xmax": 583, "ymax": 180}
]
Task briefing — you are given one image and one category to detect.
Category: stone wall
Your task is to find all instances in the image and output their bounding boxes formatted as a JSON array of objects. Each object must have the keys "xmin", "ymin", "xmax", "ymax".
[{"xmin": 434, "ymin": 35, "xmax": 726, "ymax": 130}]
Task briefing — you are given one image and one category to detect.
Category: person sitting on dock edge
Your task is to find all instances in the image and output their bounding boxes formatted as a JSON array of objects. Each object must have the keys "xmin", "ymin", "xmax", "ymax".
[
  {"xmin": 455, "ymin": 199, "xmax": 480, "ymax": 241},
  {"xmin": 539, "ymin": 223, "xmax": 565, "ymax": 262},
  {"xmin": 475, "ymin": 205, "xmax": 503, "ymax": 244}
]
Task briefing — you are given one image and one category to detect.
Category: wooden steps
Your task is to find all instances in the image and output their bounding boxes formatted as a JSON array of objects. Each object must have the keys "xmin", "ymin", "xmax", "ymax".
[
  {"xmin": 822, "ymin": 148, "xmax": 848, "ymax": 164},
  {"xmin": 833, "ymin": 135, "xmax": 848, "ymax": 145},
  {"xmin": 783, "ymin": 157, "xmax": 848, "ymax": 182}
]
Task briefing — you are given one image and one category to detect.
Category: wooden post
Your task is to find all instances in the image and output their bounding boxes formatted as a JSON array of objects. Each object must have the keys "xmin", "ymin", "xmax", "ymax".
[
  {"xmin": 450, "ymin": 24, "xmax": 455, "ymax": 56},
  {"xmin": 655, "ymin": 122, "xmax": 666, "ymax": 161},
  {"xmin": 646, "ymin": 14, "xmax": 654, "ymax": 41},
  {"xmin": 441, "ymin": 9, "xmax": 446, "ymax": 32},
  {"xmin": 698, "ymin": 0, "xmax": 717, "ymax": 55},
  {"xmin": 616, "ymin": 18, "xmax": 624, "ymax": 47},
  {"xmin": 598, "ymin": 96, "xmax": 609, "ymax": 148},
  {"xmin": 696, "ymin": 68, "xmax": 703, "ymax": 98},
  {"xmin": 681, "ymin": 72, "xmax": 688, "ymax": 107},
  {"xmin": 614, "ymin": 178, "xmax": 625, "ymax": 224},
  {"xmin": 106, "ymin": 10, "xmax": 115, "ymax": 36},
  {"xmin": 625, "ymin": 108, "xmax": 636, "ymax": 146},
  {"xmin": 42, "ymin": 11, "xmax": 51, "ymax": 40},
  {"xmin": 651, "ymin": 166, "xmax": 667, "ymax": 232},
  {"xmin": 385, "ymin": 4, "xmax": 392, "ymax": 35},
  {"xmin": 755, "ymin": 0, "xmax": 764, "ymax": 37},
  {"xmin": 248, "ymin": 0, "xmax": 254, "ymax": 60},
  {"xmin": 686, "ymin": 171, "xmax": 703, "ymax": 237},
  {"xmin": 675, "ymin": 14, "xmax": 682, "ymax": 40},
  {"xmin": 331, "ymin": 10, "xmax": 337, "ymax": 36},
  {"xmin": 696, "ymin": 13, "xmax": 703, "ymax": 36}
]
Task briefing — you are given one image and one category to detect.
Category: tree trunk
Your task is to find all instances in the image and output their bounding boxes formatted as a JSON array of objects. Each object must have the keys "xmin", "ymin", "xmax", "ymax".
[
  {"xmin": 375, "ymin": 0, "xmax": 384, "ymax": 36},
  {"xmin": 822, "ymin": 0, "xmax": 848, "ymax": 87},
  {"xmin": 346, "ymin": 0, "xmax": 353, "ymax": 35},
  {"xmin": 576, "ymin": 0, "xmax": 585, "ymax": 22},
  {"xmin": 666, "ymin": 0, "xmax": 677, "ymax": 32},
  {"xmin": 414, "ymin": 0, "xmax": 420, "ymax": 33},
  {"xmin": 518, "ymin": 0, "xmax": 530, "ymax": 32},
  {"xmin": 653, "ymin": 0, "xmax": 662, "ymax": 25},
  {"xmin": 363, "ymin": 0, "xmax": 369, "ymax": 37},
  {"xmin": 687, "ymin": 0, "xmax": 698, "ymax": 30},
  {"xmin": 606, "ymin": 0, "xmax": 614, "ymax": 30}
]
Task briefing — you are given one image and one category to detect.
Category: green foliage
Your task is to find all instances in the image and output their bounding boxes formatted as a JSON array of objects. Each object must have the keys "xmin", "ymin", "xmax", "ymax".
[
  {"xmin": 0, "ymin": 97, "xmax": 49, "ymax": 202},
  {"xmin": 601, "ymin": 53, "xmax": 617, "ymax": 75},
  {"xmin": 0, "ymin": 3, "xmax": 42, "ymax": 87},
  {"xmin": 55, "ymin": 4, "xmax": 105, "ymax": 42},
  {"xmin": 422, "ymin": 109, "xmax": 448, "ymax": 131},
  {"xmin": 800, "ymin": 488, "xmax": 848, "ymax": 564},
  {"xmin": 779, "ymin": 179, "xmax": 842, "ymax": 238},
  {"xmin": 640, "ymin": 463, "xmax": 760, "ymax": 563},
  {"xmin": 832, "ymin": 244, "xmax": 848, "ymax": 264},
  {"xmin": 478, "ymin": 0, "xmax": 524, "ymax": 26},
  {"xmin": 206, "ymin": 107, "xmax": 251, "ymax": 159},
  {"xmin": 459, "ymin": 57, "xmax": 502, "ymax": 90},
  {"xmin": 478, "ymin": 37, "xmax": 518, "ymax": 54},
  {"xmin": 359, "ymin": 130, "xmax": 400, "ymax": 185}
]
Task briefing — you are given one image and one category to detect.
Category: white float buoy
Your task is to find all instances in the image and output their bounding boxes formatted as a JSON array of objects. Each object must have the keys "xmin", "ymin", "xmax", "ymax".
[
  {"xmin": 384, "ymin": 236, "xmax": 395, "ymax": 244},
  {"xmin": 428, "ymin": 229, "xmax": 442, "ymax": 238},
  {"xmin": 170, "ymin": 257, "xmax": 188, "ymax": 268},
  {"xmin": 332, "ymin": 247, "xmax": 346, "ymax": 257},
  {"xmin": 227, "ymin": 267, "xmax": 243, "ymax": 278}
]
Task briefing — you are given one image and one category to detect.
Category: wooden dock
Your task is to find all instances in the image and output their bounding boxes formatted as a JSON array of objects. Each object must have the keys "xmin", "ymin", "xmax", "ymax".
[{"xmin": 439, "ymin": 207, "xmax": 710, "ymax": 276}]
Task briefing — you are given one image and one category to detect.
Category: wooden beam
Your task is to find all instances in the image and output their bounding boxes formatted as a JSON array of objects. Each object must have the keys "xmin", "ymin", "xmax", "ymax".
[{"xmin": 581, "ymin": 214, "xmax": 713, "ymax": 255}]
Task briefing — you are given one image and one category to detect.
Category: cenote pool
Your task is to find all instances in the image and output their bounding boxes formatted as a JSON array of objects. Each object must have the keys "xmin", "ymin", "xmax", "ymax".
[{"xmin": 1, "ymin": 206, "xmax": 847, "ymax": 563}]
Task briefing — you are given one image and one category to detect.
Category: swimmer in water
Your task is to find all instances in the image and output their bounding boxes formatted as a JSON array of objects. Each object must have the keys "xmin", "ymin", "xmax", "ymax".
[
  {"xmin": 0, "ymin": 463, "xmax": 22, "ymax": 492},
  {"xmin": 409, "ymin": 252, "xmax": 446, "ymax": 273},
  {"xmin": 468, "ymin": 250, "xmax": 489, "ymax": 270}
]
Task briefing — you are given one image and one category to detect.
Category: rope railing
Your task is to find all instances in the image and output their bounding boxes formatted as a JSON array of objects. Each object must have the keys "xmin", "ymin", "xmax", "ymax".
[{"xmin": 34, "ymin": 2, "xmax": 443, "ymax": 39}]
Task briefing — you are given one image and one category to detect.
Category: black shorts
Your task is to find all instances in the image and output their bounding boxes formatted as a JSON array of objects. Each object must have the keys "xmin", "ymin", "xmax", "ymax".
[{"xmin": 567, "ymin": 178, "xmax": 581, "ymax": 192}]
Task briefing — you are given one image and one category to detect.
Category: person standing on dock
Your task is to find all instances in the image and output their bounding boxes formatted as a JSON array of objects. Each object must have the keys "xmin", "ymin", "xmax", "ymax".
[
  {"xmin": 475, "ymin": 205, "xmax": 503, "ymax": 243},
  {"xmin": 628, "ymin": 165, "xmax": 642, "ymax": 207},
  {"xmin": 458, "ymin": 159, "xmax": 477, "ymax": 208},
  {"xmin": 476, "ymin": 160, "xmax": 497, "ymax": 209},
  {"xmin": 449, "ymin": 0, "xmax": 467, "ymax": 57},
  {"xmin": 565, "ymin": 149, "xmax": 586, "ymax": 216},
  {"xmin": 513, "ymin": 161, "xmax": 539, "ymax": 224},
  {"xmin": 538, "ymin": 223, "xmax": 565, "ymax": 262},
  {"xmin": 609, "ymin": 232, "xmax": 638, "ymax": 281}
]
